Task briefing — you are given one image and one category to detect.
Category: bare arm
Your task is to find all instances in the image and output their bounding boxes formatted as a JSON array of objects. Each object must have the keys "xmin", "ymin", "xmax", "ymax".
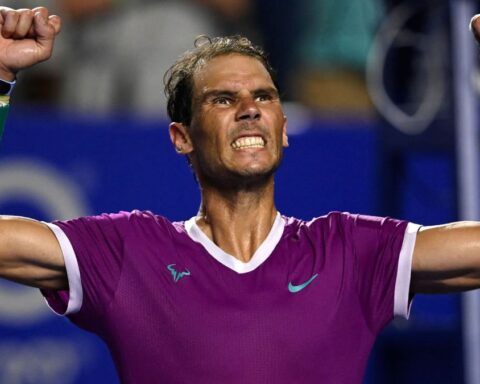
[
  {"xmin": 0, "ymin": 8, "xmax": 65, "ymax": 290},
  {"xmin": 409, "ymin": 16, "xmax": 480, "ymax": 294},
  {"xmin": 0, "ymin": 217, "xmax": 67, "ymax": 290},
  {"xmin": 411, "ymin": 223, "xmax": 480, "ymax": 294}
]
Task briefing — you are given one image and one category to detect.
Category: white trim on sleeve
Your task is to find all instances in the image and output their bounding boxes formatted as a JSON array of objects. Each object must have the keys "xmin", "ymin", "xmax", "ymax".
[
  {"xmin": 44, "ymin": 223, "xmax": 83, "ymax": 315},
  {"xmin": 394, "ymin": 222, "xmax": 421, "ymax": 318}
]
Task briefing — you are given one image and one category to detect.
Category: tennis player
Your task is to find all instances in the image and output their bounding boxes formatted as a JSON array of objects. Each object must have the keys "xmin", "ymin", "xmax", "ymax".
[{"xmin": 1, "ymin": 6, "xmax": 480, "ymax": 383}]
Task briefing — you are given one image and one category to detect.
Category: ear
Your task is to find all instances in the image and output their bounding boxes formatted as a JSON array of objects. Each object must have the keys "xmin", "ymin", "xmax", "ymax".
[
  {"xmin": 282, "ymin": 115, "xmax": 289, "ymax": 147},
  {"xmin": 169, "ymin": 122, "xmax": 193, "ymax": 154}
]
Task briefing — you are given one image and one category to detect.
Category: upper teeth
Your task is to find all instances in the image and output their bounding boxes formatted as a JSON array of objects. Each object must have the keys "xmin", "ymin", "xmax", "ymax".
[{"xmin": 232, "ymin": 136, "xmax": 265, "ymax": 149}]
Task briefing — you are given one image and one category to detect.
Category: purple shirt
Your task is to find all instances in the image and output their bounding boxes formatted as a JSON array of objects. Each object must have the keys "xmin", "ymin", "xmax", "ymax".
[{"xmin": 42, "ymin": 210, "xmax": 419, "ymax": 383}]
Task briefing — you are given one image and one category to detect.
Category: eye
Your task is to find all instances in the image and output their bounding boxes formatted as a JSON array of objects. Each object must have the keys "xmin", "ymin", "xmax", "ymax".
[
  {"xmin": 256, "ymin": 94, "xmax": 273, "ymax": 102},
  {"xmin": 212, "ymin": 97, "xmax": 233, "ymax": 105}
]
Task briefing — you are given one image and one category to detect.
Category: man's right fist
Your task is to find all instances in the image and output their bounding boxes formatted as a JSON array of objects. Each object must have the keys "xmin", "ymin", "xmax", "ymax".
[
  {"xmin": 471, "ymin": 15, "xmax": 480, "ymax": 45},
  {"xmin": 0, "ymin": 7, "xmax": 61, "ymax": 81}
]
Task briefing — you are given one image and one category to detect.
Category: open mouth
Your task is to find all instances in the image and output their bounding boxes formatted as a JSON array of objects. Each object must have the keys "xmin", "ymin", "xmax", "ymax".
[{"xmin": 231, "ymin": 136, "xmax": 265, "ymax": 149}]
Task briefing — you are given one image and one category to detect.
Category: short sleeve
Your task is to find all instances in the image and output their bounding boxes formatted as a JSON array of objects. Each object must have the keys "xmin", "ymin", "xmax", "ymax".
[
  {"xmin": 344, "ymin": 214, "xmax": 419, "ymax": 331},
  {"xmin": 41, "ymin": 211, "xmax": 131, "ymax": 330}
]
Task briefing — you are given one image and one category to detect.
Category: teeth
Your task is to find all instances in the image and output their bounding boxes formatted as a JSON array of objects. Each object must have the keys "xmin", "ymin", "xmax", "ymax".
[{"xmin": 232, "ymin": 136, "xmax": 265, "ymax": 149}]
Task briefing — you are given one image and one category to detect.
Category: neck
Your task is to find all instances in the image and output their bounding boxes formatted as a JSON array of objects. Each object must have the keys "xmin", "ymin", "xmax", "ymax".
[{"xmin": 195, "ymin": 177, "xmax": 277, "ymax": 263}]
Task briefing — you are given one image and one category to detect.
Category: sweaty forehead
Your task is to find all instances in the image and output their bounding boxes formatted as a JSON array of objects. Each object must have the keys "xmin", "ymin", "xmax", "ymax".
[{"xmin": 192, "ymin": 54, "xmax": 274, "ymax": 94}]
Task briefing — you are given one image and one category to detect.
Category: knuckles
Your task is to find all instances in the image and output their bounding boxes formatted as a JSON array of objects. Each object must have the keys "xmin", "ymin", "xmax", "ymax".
[
  {"xmin": 471, "ymin": 15, "xmax": 480, "ymax": 41},
  {"xmin": 0, "ymin": 7, "xmax": 56, "ymax": 39},
  {"xmin": 32, "ymin": 7, "xmax": 49, "ymax": 15}
]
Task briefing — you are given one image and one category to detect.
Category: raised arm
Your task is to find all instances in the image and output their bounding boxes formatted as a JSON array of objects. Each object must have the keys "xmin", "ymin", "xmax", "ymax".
[
  {"xmin": 0, "ymin": 217, "xmax": 67, "ymax": 289},
  {"xmin": 411, "ymin": 223, "xmax": 480, "ymax": 293},
  {"xmin": 410, "ymin": 16, "xmax": 480, "ymax": 294},
  {"xmin": 0, "ymin": 7, "xmax": 61, "ymax": 131},
  {"xmin": 0, "ymin": 7, "xmax": 61, "ymax": 80},
  {"xmin": 0, "ymin": 7, "xmax": 66, "ymax": 290}
]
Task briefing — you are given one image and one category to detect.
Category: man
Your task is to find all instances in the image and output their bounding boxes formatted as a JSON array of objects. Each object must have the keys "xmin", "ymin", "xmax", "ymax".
[{"xmin": 1, "ymin": 6, "xmax": 480, "ymax": 383}]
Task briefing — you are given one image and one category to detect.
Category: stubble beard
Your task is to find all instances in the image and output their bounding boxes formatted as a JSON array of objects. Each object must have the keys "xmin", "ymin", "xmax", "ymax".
[{"xmin": 196, "ymin": 151, "xmax": 283, "ymax": 193}]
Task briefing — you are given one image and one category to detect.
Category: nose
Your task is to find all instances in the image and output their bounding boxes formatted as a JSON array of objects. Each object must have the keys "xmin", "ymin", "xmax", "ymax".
[{"xmin": 235, "ymin": 97, "xmax": 261, "ymax": 121}]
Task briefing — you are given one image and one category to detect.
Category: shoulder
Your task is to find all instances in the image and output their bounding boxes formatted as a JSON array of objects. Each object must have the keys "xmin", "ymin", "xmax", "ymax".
[
  {"xmin": 282, "ymin": 211, "xmax": 408, "ymax": 237},
  {"xmin": 282, "ymin": 211, "xmax": 360, "ymax": 231},
  {"xmin": 127, "ymin": 210, "xmax": 188, "ymax": 236},
  {"xmin": 53, "ymin": 210, "xmax": 185, "ymax": 238}
]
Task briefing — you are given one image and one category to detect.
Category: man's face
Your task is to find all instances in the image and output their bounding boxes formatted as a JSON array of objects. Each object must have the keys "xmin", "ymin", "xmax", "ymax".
[{"xmin": 178, "ymin": 53, "xmax": 288, "ymax": 188}]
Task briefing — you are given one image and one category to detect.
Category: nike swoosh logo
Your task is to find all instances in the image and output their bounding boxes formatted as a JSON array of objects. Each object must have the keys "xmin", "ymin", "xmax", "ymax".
[{"xmin": 288, "ymin": 274, "xmax": 319, "ymax": 293}]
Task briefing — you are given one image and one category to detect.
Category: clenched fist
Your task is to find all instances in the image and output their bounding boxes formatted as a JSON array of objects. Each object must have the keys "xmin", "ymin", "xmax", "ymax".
[
  {"xmin": 0, "ymin": 7, "xmax": 61, "ymax": 81},
  {"xmin": 472, "ymin": 15, "xmax": 480, "ymax": 44}
]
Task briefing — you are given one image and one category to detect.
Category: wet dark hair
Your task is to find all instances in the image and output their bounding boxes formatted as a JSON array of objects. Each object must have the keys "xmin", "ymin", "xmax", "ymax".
[{"xmin": 164, "ymin": 35, "xmax": 278, "ymax": 126}]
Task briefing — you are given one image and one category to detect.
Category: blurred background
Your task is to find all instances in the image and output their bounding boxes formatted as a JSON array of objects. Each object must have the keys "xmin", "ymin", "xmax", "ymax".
[{"xmin": 0, "ymin": 0, "xmax": 479, "ymax": 382}]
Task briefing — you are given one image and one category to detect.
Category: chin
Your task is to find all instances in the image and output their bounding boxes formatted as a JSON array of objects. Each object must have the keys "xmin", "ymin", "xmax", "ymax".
[
  {"xmin": 234, "ymin": 153, "xmax": 282, "ymax": 174},
  {"xmin": 236, "ymin": 165, "xmax": 275, "ymax": 178},
  {"xmin": 195, "ymin": 152, "xmax": 284, "ymax": 190},
  {"xmin": 228, "ymin": 162, "xmax": 281, "ymax": 188},
  {"xmin": 198, "ymin": 164, "xmax": 276, "ymax": 190}
]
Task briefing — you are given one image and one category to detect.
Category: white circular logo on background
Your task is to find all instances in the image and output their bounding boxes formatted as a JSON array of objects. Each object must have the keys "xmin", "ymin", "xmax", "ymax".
[{"xmin": 0, "ymin": 159, "xmax": 89, "ymax": 326}]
